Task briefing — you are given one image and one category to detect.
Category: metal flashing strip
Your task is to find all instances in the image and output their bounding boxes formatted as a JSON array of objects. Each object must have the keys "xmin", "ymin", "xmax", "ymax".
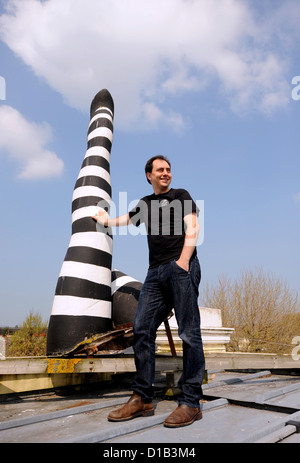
[
  {"xmin": 0, "ymin": 396, "xmax": 129, "ymax": 432},
  {"xmin": 255, "ymin": 381, "xmax": 300, "ymax": 404},
  {"xmin": 253, "ymin": 425, "xmax": 297, "ymax": 444},
  {"xmin": 203, "ymin": 370, "xmax": 271, "ymax": 390},
  {"xmin": 286, "ymin": 419, "xmax": 300, "ymax": 432},
  {"xmin": 59, "ymin": 399, "xmax": 228, "ymax": 443},
  {"xmin": 239, "ymin": 410, "xmax": 300, "ymax": 443}
]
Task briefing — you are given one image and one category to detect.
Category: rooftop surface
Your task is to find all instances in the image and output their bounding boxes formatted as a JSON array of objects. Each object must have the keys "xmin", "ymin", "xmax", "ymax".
[{"xmin": 1, "ymin": 368, "xmax": 300, "ymax": 444}]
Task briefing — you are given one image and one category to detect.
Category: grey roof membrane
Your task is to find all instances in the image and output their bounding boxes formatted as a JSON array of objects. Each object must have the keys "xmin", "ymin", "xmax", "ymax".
[{"xmin": 1, "ymin": 369, "xmax": 300, "ymax": 444}]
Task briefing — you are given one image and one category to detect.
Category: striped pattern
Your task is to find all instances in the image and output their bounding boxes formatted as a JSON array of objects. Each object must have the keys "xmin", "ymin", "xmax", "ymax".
[
  {"xmin": 47, "ymin": 89, "xmax": 115, "ymax": 356},
  {"xmin": 111, "ymin": 269, "xmax": 142, "ymax": 329}
]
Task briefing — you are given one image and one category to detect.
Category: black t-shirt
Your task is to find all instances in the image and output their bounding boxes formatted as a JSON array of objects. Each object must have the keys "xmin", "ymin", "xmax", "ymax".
[{"xmin": 129, "ymin": 188, "xmax": 198, "ymax": 268}]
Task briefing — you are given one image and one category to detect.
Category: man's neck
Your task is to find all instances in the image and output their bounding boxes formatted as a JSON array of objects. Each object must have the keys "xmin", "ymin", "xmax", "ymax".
[{"xmin": 152, "ymin": 186, "xmax": 171, "ymax": 195}]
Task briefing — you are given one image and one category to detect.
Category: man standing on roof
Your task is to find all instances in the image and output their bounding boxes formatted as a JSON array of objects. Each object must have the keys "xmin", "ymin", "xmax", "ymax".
[{"xmin": 93, "ymin": 155, "xmax": 205, "ymax": 428}]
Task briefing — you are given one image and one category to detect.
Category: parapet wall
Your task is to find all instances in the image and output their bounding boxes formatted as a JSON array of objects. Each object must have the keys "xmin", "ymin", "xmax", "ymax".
[{"xmin": 156, "ymin": 307, "xmax": 234, "ymax": 354}]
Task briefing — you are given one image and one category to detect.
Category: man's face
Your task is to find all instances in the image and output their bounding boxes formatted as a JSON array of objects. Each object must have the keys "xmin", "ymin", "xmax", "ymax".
[{"xmin": 147, "ymin": 159, "xmax": 172, "ymax": 192}]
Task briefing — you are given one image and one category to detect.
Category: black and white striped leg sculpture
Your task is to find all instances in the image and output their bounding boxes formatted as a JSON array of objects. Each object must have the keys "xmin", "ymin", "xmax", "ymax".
[
  {"xmin": 68, "ymin": 270, "xmax": 142, "ymax": 356},
  {"xmin": 47, "ymin": 89, "xmax": 115, "ymax": 356}
]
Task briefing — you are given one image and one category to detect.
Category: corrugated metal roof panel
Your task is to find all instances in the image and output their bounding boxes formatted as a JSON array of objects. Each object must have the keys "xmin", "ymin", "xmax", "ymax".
[{"xmin": 1, "ymin": 370, "xmax": 300, "ymax": 444}]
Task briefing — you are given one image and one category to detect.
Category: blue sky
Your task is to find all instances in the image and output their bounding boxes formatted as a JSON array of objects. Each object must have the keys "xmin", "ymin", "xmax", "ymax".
[{"xmin": 0, "ymin": 0, "xmax": 299, "ymax": 326}]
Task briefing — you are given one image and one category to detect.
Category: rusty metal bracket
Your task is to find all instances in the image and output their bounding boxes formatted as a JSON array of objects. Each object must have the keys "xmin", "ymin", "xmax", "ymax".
[{"xmin": 163, "ymin": 318, "xmax": 177, "ymax": 357}]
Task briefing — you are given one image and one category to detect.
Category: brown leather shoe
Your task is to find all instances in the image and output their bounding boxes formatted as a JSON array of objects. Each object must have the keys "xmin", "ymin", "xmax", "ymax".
[
  {"xmin": 164, "ymin": 404, "xmax": 202, "ymax": 428},
  {"xmin": 107, "ymin": 393, "xmax": 154, "ymax": 422}
]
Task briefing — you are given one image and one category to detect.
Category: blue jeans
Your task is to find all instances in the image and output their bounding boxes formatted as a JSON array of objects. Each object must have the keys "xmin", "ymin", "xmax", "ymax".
[{"xmin": 132, "ymin": 255, "xmax": 205, "ymax": 408}]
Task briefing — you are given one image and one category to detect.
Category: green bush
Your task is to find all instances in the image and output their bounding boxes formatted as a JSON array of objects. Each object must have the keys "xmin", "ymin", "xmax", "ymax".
[{"xmin": 8, "ymin": 311, "xmax": 48, "ymax": 357}]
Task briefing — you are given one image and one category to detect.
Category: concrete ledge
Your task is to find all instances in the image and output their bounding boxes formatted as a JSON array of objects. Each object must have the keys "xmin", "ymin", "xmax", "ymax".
[
  {"xmin": 1, "ymin": 352, "xmax": 299, "ymax": 395},
  {"xmin": 0, "ymin": 372, "xmax": 112, "ymax": 395}
]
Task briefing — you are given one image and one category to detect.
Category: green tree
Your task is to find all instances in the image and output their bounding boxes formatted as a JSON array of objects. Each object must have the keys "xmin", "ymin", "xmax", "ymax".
[{"xmin": 8, "ymin": 311, "xmax": 48, "ymax": 356}]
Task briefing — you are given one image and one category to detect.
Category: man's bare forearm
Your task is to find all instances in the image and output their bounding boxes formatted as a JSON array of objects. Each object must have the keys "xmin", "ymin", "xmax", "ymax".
[
  {"xmin": 176, "ymin": 213, "xmax": 200, "ymax": 271},
  {"xmin": 93, "ymin": 211, "xmax": 131, "ymax": 227},
  {"xmin": 107, "ymin": 213, "xmax": 131, "ymax": 227}
]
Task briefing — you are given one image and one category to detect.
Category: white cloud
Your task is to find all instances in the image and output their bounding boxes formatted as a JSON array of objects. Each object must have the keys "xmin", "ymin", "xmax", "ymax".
[
  {"xmin": 0, "ymin": 0, "xmax": 298, "ymax": 130},
  {"xmin": 0, "ymin": 105, "xmax": 64, "ymax": 179},
  {"xmin": 141, "ymin": 102, "xmax": 185, "ymax": 132}
]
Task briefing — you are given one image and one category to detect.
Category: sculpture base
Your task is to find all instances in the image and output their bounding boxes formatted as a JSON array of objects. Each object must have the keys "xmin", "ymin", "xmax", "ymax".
[{"xmin": 46, "ymin": 314, "xmax": 113, "ymax": 357}]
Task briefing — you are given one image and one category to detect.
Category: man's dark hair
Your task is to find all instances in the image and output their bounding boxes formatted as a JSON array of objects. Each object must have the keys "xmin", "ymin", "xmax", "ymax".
[{"xmin": 145, "ymin": 155, "xmax": 171, "ymax": 184}]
